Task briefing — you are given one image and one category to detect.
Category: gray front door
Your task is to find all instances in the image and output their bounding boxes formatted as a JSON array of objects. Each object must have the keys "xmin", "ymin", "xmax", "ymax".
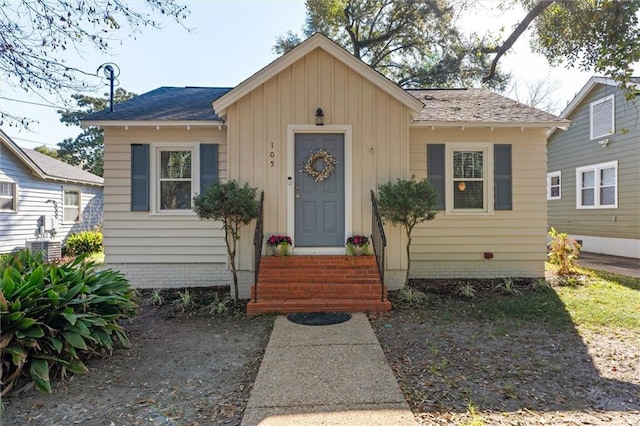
[{"xmin": 295, "ymin": 133, "xmax": 345, "ymax": 247}]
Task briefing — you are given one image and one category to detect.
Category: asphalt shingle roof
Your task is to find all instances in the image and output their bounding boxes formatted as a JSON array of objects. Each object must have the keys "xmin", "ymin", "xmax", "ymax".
[
  {"xmin": 85, "ymin": 86, "xmax": 563, "ymax": 125},
  {"xmin": 86, "ymin": 87, "xmax": 232, "ymax": 121},
  {"xmin": 22, "ymin": 148, "xmax": 103, "ymax": 186},
  {"xmin": 408, "ymin": 88, "xmax": 563, "ymax": 123}
]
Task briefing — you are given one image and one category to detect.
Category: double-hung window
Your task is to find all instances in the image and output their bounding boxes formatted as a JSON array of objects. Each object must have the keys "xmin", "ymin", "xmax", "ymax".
[
  {"xmin": 131, "ymin": 143, "xmax": 218, "ymax": 214},
  {"xmin": 576, "ymin": 161, "xmax": 617, "ymax": 208},
  {"xmin": 427, "ymin": 143, "xmax": 511, "ymax": 214},
  {"xmin": 63, "ymin": 190, "xmax": 81, "ymax": 222},
  {"xmin": 0, "ymin": 181, "xmax": 17, "ymax": 211},
  {"xmin": 158, "ymin": 149, "xmax": 193, "ymax": 211},
  {"xmin": 452, "ymin": 150, "xmax": 485, "ymax": 210},
  {"xmin": 547, "ymin": 171, "xmax": 561, "ymax": 200}
]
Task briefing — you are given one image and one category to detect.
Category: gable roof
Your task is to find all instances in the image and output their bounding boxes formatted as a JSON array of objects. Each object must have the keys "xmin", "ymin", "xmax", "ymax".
[
  {"xmin": 409, "ymin": 88, "xmax": 569, "ymax": 128},
  {"xmin": 0, "ymin": 130, "xmax": 103, "ymax": 186},
  {"xmin": 212, "ymin": 33, "xmax": 425, "ymax": 117},
  {"xmin": 557, "ymin": 76, "xmax": 640, "ymax": 120},
  {"xmin": 547, "ymin": 76, "xmax": 639, "ymax": 137},
  {"xmin": 83, "ymin": 87, "xmax": 231, "ymax": 126}
]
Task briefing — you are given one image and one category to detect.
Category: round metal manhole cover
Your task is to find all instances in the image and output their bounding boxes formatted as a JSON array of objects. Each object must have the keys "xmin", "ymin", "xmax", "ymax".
[{"xmin": 287, "ymin": 312, "xmax": 352, "ymax": 326}]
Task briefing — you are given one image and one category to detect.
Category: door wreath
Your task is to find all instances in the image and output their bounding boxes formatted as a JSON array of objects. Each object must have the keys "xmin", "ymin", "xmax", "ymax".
[{"xmin": 303, "ymin": 149, "xmax": 337, "ymax": 182}]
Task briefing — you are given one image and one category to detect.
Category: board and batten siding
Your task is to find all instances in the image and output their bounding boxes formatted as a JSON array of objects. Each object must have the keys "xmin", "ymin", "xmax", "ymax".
[
  {"xmin": 548, "ymin": 84, "xmax": 640, "ymax": 256},
  {"xmin": 102, "ymin": 126, "xmax": 229, "ymax": 285},
  {"xmin": 0, "ymin": 145, "xmax": 103, "ymax": 254},
  {"xmin": 409, "ymin": 127, "xmax": 549, "ymax": 278},
  {"xmin": 224, "ymin": 47, "xmax": 413, "ymax": 282}
]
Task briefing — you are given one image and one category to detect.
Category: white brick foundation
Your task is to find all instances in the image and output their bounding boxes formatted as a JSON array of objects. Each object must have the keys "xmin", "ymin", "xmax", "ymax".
[{"xmin": 410, "ymin": 260, "xmax": 544, "ymax": 280}]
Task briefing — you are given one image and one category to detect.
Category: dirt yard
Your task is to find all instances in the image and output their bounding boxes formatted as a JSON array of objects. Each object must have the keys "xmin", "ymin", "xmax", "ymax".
[
  {"xmin": 370, "ymin": 281, "xmax": 640, "ymax": 426},
  {"xmin": 2, "ymin": 295, "xmax": 274, "ymax": 426},
  {"xmin": 3, "ymin": 283, "xmax": 639, "ymax": 426}
]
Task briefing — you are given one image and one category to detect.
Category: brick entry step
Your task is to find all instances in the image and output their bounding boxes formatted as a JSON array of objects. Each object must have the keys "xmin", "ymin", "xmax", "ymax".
[{"xmin": 246, "ymin": 255, "xmax": 392, "ymax": 316}]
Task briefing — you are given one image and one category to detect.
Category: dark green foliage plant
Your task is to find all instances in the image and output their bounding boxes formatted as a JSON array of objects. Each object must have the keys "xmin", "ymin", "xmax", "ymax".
[
  {"xmin": 376, "ymin": 178, "xmax": 437, "ymax": 286},
  {"xmin": 193, "ymin": 180, "xmax": 260, "ymax": 300},
  {"xmin": 0, "ymin": 250, "xmax": 137, "ymax": 395},
  {"xmin": 65, "ymin": 231, "xmax": 103, "ymax": 256}
]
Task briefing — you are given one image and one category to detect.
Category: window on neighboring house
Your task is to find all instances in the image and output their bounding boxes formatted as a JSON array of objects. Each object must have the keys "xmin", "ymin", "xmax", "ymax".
[
  {"xmin": 590, "ymin": 94, "xmax": 615, "ymax": 140},
  {"xmin": 158, "ymin": 148, "xmax": 194, "ymax": 211},
  {"xmin": 576, "ymin": 161, "xmax": 617, "ymax": 208},
  {"xmin": 547, "ymin": 171, "xmax": 561, "ymax": 200},
  {"xmin": 0, "ymin": 181, "xmax": 17, "ymax": 211},
  {"xmin": 63, "ymin": 190, "xmax": 81, "ymax": 222}
]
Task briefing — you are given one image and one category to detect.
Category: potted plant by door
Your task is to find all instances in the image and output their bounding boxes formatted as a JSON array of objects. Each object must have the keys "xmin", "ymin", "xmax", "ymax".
[
  {"xmin": 267, "ymin": 235, "xmax": 293, "ymax": 256},
  {"xmin": 346, "ymin": 235, "xmax": 369, "ymax": 256}
]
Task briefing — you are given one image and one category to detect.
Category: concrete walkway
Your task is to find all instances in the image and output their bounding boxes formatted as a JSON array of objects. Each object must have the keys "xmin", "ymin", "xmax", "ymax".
[
  {"xmin": 241, "ymin": 313, "xmax": 415, "ymax": 426},
  {"xmin": 577, "ymin": 252, "xmax": 640, "ymax": 278}
]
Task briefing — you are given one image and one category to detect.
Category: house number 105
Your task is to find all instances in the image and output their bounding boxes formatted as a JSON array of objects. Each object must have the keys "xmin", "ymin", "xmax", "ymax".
[{"xmin": 269, "ymin": 142, "xmax": 276, "ymax": 167}]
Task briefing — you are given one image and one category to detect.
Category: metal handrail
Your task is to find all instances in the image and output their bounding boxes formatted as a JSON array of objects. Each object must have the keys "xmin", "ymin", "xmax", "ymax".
[
  {"xmin": 370, "ymin": 190, "xmax": 387, "ymax": 301},
  {"xmin": 253, "ymin": 191, "xmax": 264, "ymax": 303}
]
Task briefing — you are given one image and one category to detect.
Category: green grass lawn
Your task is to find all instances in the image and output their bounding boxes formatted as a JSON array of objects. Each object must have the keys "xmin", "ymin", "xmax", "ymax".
[
  {"xmin": 554, "ymin": 266, "xmax": 640, "ymax": 331},
  {"xmin": 86, "ymin": 250, "xmax": 105, "ymax": 264}
]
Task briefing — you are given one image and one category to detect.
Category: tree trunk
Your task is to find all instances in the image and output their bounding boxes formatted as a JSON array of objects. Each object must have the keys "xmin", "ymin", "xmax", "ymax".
[
  {"xmin": 225, "ymin": 232, "xmax": 239, "ymax": 301},
  {"xmin": 405, "ymin": 234, "xmax": 412, "ymax": 287}
]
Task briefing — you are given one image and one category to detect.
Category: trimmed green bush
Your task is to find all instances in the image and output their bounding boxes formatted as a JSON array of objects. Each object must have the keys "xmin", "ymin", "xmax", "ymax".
[
  {"xmin": 65, "ymin": 231, "xmax": 103, "ymax": 256},
  {"xmin": 0, "ymin": 250, "xmax": 137, "ymax": 395}
]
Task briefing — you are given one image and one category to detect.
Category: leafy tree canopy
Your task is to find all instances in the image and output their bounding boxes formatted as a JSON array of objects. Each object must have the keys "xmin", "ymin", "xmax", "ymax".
[
  {"xmin": 54, "ymin": 88, "xmax": 137, "ymax": 177},
  {"xmin": 275, "ymin": 0, "xmax": 510, "ymax": 90},
  {"xmin": 485, "ymin": 0, "xmax": 640, "ymax": 99},
  {"xmin": 0, "ymin": 0, "xmax": 187, "ymax": 126}
]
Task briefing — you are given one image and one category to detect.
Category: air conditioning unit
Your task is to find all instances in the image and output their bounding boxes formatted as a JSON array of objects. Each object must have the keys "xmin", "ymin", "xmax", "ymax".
[{"xmin": 26, "ymin": 240, "xmax": 62, "ymax": 261}]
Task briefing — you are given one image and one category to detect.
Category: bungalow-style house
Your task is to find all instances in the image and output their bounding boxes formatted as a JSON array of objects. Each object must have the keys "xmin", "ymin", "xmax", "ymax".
[
  {"xmin": 547, "ymin": 77, "xmax": 640, "ymax": 259},
  {"xmin": 84, "ymin": 34, "xmax": 567, "ymax": 313},
  {"xmin": 0, "ymin": 130, "xmax": 104, "ymax": 256}
]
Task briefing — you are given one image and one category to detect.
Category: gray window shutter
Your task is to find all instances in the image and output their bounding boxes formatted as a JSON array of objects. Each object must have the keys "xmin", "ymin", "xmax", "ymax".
[
  {"xmin": 494, "ymin": 144, "xmax": 512, "ymax": 210},
  {"xmin": 200, "ymin": 144, "xmax": 218, "ymax": 191},
  {"xmin": 427, "ymin": 144, "xmax": 445, "ymax": 210},
  {"xmin": 131, "ymin": 144, "xmax": 149, "ymax": 211}
]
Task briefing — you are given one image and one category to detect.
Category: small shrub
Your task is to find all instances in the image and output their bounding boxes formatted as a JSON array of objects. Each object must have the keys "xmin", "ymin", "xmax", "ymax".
[
  {"xmin": 547, "ymin": 227, "xmax": 580, "ymax": 276},
  {"xmin": 204, "ymin": 293, "xmax": 232, "ymax": 316},
  {"xmin": 172, "ymin": 289, "xmax": 195, "ymax": 313},
  {"xmin": 148, "ymin": 289, "xmax": 164, "ymax": 306},
  {"xmin": 457, "ymin": 283, "xmax": 477, "ymax": 299},
  {"xmin": 1, "ymin": 250, "xmax": 137, "ymax": 395},
  {"xmin": 493, "ymin": 277, "xmax": 521, "ymax": 295},
  {"xmin": 394, "ymin": 286, "xmax": 429, "ymax": 307},
  {"xmin": 65, "ymin": 231, "xmax": 103, "ymax": 256}
]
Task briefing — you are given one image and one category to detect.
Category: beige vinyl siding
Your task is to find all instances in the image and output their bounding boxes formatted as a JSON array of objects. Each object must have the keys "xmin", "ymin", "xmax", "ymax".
[
  {"xmin": 548, "ymin": 84, "xmax": 640, "ymax": 240},
  {"xmin": 102, "ymin": 126, "xmax": 228, "ymax": 264},
  {"xmin": 225, "ymin": 47, "xmax": 413, "ymax": 272},
  {"xmin": 410, "ymin": 127, "xmax": 548, "ymax": 278}
]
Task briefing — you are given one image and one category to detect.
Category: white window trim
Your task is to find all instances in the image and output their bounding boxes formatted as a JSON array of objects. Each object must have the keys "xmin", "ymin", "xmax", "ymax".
[
  {"xmin": 590, "ymin": 94, "xmax": 615, "ymax": 140},
  {"xmin": 547, "ymin": 171, "xmax": 561, "ymax": 200},
  {"xmin": 62, "ymin": 188, "xmax": 82, "ymax": 224},
  {"xmin": 0, "ymin": 180, "xmax": 18, "ymax": 212},
  {"xmin": 149, "ymin": 142, "xmax": 200, "ymax": 216},
  {"xmin": 576, "ymin": 161, "xmax": 618, "ymax": 209},
  {"xmin": 445, "ymin": 143, "xmax": 494, "ymax": 214}
]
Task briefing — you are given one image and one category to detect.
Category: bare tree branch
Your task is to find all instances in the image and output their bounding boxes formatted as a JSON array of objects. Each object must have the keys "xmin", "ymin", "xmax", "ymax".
[{"xmin": 483, "ymin": 0, "xmax": 557, "ymax": 83}]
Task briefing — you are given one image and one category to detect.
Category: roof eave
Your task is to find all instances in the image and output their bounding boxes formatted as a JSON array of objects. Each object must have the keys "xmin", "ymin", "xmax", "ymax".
[
  {"xmin": 213, "ymin": 33, "xmax": 424, "ymax": 117},
  {"xmin": 411, "ymin": 120, "xmax": 570, "ymax": 130},
  {"xmin": 81, "ymin": 120, "xmax": 225, "ymax": 129},
  {"xmin": 0, "ymin": 130, "xmax": 48, "ymax": 180}
]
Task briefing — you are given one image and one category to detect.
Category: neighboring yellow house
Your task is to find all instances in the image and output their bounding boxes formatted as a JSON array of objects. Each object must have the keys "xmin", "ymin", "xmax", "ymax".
[{"xmin": 84, "ymin": 34, "xmax": 568, "ymax": 298}]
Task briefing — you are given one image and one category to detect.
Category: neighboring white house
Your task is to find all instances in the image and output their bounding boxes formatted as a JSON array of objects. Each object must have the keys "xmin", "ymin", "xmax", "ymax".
[
  {"xmin": 547, "ymin": 76, "xmax": 640, "ymax": 259},
  {"xmin": 84, "ymin": 33, "xmax": 568, "ymax": 298},
  {"xmin": 0, "ymin": 130, "xmax": 104, "ymax": 255}
]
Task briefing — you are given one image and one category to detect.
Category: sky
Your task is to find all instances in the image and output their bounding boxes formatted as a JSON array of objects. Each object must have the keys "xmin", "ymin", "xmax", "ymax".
[{"xmin": 0, "ymin": 0, "xmax": 605, "ymax": 150}]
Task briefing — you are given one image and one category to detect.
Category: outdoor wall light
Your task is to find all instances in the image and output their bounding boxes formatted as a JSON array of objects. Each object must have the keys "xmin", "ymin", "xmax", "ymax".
[
  {"xmin": 457, "ymin": 181, "xmax": 466, "ymax": 192},
  {"xmin": 315, "ymin": 107, "xmax": 325, "ymax": 125}
]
